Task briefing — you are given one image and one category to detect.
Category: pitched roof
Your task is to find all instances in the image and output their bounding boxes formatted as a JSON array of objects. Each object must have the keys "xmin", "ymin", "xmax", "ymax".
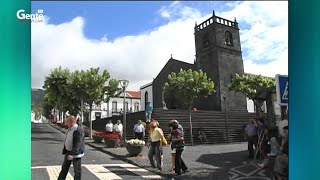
[{"xmin": 125, "ymin": 91, "xmax": 141, "ymax": 99}]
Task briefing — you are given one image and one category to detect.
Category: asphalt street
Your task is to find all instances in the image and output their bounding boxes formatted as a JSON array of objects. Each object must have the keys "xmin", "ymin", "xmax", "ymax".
[{"xmin": 32, "ymin": 123, "xmax": 163, "ymax": 180}]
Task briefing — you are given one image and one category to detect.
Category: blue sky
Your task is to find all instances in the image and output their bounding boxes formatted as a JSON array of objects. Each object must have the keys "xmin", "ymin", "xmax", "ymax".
[
  {"xmin": 32, "ymin": 1, "xmax": 240, "ymax": 41},
  {"xmin": 31, "ymin": 1, "xmax": 288, "ymax": 93}
]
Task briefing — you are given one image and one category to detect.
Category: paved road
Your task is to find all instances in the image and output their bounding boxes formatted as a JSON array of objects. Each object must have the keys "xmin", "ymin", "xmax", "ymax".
[{"xmin": 32, "ymin": 124, "xmax": 163, "ymax": 180}]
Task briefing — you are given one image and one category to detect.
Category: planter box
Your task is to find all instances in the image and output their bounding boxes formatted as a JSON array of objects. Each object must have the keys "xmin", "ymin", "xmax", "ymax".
[
  {"xmin": 104, "ymin": 138, "xmax": 119, "ymax": 148},
  {"xmin": 126, "ymin": 144, "xmax": 144, "ymax": 157},
  {"xmin": 93, "ymin": 136, "xmax": 103, "ymax": 143}
]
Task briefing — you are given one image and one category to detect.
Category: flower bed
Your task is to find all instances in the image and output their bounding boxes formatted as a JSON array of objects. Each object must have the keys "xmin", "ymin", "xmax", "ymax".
[
  {"xmin": 92, "ymin": 131, "xmax": 104, "ymax": 143},
  {"xmin": 126, "ymin": 139, "xmax": 145, "ymax": 156},
  {"xmin": 104, "ymin": 133, "xmax": 121, "ymax": 148}
]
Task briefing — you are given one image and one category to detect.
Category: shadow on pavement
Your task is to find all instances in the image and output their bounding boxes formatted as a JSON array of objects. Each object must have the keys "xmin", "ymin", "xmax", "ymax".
[
  {"xmin": 196, "ymin": 150, "xmax": 248, "ymax": 168},
  {"xmin": 32, "ymin": 137, "xmax": 63, "ymax": 143}
]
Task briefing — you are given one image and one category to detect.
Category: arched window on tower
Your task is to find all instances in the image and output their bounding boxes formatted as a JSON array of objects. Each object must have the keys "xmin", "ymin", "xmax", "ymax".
[
  {"xmin": 202, "ymin": 33, "xmax": 210, "ymax": 48},
  {"xmin": 225, "ymin": 31, "xmax": 233, "ymax": 46}
]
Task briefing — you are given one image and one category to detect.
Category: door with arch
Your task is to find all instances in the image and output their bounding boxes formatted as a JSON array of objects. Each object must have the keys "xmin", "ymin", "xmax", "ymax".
[{"xmin": 145, "ymin": 91, "xmax": 148, "ymax": 110}]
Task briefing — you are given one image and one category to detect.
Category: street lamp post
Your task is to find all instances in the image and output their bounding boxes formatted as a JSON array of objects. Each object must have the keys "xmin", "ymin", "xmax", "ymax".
[
  {"xmin": 222, "ymin": 92, "xmax": 230, "ymax": 143},
  {"xmin": 81, "ymin": 99, "xmax": 84, "ymax": 125},
  {"xmin": 120, "ymin": 80, "xmax": 129, "ymax": 143}
]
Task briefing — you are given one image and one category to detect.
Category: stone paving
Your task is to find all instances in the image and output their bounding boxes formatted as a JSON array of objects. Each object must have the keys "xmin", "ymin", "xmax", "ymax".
[{"xmin": 51, "ymin": 124, "xmax": 274, "ymax": 180}]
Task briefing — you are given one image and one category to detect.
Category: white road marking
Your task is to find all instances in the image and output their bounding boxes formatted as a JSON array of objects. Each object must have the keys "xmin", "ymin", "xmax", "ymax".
[
  {"xmin": 45, "ymin": 166, "xmax": 73, "ymax": 180},
  {"xmin": 32, "ymin": 163, "xmax": 163, "ymax": 180},
  {"xmin": 83, "ymin": 165, "xmax": 122, "ymax": 180}
]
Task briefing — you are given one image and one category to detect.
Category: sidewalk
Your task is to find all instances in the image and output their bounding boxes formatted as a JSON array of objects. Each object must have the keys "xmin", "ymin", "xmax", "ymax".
[{"xmin": 50, "ymin": 124, "xmax": 273, "ymax": 180}]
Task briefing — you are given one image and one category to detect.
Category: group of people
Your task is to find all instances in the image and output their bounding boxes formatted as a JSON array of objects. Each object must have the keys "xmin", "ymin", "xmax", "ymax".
[
  {"xmin": 105, "ymin": 120, "xmax": 124, "ymax": 146},
  {"xmin": 147, "ymin": 119, "xmax": 189, "ymax": 176},
  {"xmin": 105, "ymin": 120, "xmax": 123, "ymax": 138},
  {"xmin": 244, "ymin": 115, "xmax": 288, "ymax": 179}
]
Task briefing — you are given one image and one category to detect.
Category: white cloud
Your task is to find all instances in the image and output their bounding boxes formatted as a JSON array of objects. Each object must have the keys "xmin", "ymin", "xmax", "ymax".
[{"xmin": 32, "ymin": 1, "xmax": 288, "ymax": 91}]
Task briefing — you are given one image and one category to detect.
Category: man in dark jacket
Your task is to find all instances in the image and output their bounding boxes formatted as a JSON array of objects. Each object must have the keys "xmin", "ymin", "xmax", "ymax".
[{"xmin": 58, "ymin": 116, "xmax": 85, "ymax": 180}]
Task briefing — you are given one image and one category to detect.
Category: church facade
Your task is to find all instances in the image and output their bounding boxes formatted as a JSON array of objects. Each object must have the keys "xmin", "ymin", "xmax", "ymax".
[{"xmin": 141, "ymin": 11, "xmax": 247, "ymax": 112}]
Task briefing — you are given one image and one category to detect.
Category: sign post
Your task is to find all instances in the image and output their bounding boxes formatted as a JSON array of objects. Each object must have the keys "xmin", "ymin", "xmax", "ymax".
[{"xmin": 275, "ymin": 74, "xmax": 288, "ymax": 106}]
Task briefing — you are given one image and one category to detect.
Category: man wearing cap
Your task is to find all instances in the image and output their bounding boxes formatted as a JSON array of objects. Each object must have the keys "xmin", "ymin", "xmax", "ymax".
[{"xmin": 58, "ymin": 116, "xmax": 85, "ymax": 180}]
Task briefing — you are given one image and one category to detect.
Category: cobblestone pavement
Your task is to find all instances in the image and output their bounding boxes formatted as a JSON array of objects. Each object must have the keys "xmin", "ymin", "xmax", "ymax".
[{"xmin": 52, "ymin": 124, "xmax": 274, "ymax": 180}]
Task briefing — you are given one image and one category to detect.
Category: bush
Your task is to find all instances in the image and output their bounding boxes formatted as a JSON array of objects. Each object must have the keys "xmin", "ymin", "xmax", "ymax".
[{"xmin": 104, "ymin": 133, "xmax": 121, "ymax": 140}]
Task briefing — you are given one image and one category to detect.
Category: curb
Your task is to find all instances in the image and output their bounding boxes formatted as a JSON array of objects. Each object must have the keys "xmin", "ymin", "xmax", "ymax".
[{"xmin": 48, "ymin": 124, "xmax": 173, "ymax": 179}]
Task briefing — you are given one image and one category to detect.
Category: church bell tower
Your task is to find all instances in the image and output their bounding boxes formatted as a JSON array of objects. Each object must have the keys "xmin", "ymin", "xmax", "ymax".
[{"xmin": 194, "ymin": 10, "xmax": 247, "ymax": 111}]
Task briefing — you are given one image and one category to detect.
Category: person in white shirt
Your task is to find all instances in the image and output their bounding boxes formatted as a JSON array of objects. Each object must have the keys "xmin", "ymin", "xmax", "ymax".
[
  {"xmin": 134, "ymin": 120, "xmax": 145, "ymax": 140},
  {"xmin": 113, "ymin": 120, "xmax": 123, "ymax": 138},
  {"xmin": 105, "ymin": 120, "xmax": 113, "ymax": 133},
  {"xmin": 278, "ymin": 115, "xmax": 288, "ymax": 146}
]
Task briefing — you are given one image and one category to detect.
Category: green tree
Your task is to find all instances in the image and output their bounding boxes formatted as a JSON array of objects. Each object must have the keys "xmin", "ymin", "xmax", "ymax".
[
  {"xmin": 71, "ymin": 68, "xmax": 110, "ymax": 139},
  {"xmin": 164, "ymin": 69, "xmax": 215, "ymax": 145},
  {"xmin": 228, "ymin": 73, "xmax": 276, "ymax": 118},
  {"xmin": 43, "ymin": 100, "xmax": 54, "ymax": 120},
  {"xmin": 43, "ymin": 67, "xmax": 72, "ymax": 122}
]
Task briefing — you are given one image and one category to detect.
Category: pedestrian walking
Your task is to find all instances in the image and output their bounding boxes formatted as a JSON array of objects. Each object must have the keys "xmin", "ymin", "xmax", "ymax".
[
  {"xmin": 134, "ymin": 120, "xmax": 145, "ymax": 140},
  {"xmin": 105, "ymin": 120, "xmax": 113, "ymax": 134},
  {"xmin": 244, "ymin": 118, "xmax": 258, "ymax": 159},
  {"xmin": 148, "ymin": 121, "xmax": 164, "ymax": 170},
  {"xmin": 57, "ymin": 116, "xmax": 85, "ymax": 180},
  {"xmin": 169, "ymin": 120, "xmax": 188, "ymax": 176},
  {"xmin": 168, "ymin": 120, "xmax": 183, "ymax": 171},
  {"xmin": 145, "ymin": 102, "xmax": 153, "ymax": 122}
]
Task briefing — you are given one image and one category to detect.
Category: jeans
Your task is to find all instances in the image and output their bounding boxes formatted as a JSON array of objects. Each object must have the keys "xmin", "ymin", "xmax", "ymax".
[
  {"xmin": 146, "ymin": 112, "xmax": 152, "ymax": 122},
  {"xmin": 148, "ymin": 141, "xmax": 162, "ymax": 170},
  {"xmin": 247, "ymin": 135, "xmax": 258, "ymax": 158},
  {"xmin": 58, "ymin": 155, "xmax": 82, "ymax": 180},
  {"xmin": 175, "ymin": 149, "xmax": 188, "ymax": 174}
]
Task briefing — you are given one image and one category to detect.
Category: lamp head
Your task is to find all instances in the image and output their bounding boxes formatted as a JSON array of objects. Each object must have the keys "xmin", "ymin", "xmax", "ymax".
[{"xmin": 119, "ymin": 80, "xmax": 129, "ymax": 90}]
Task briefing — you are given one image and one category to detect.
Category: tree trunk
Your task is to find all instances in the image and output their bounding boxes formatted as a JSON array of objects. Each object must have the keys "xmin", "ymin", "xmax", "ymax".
[
  {"xmin": 59, "ymin": 111, "xmax": 61, "ymax": 122},
  {"xmin": 89, "ymin": 104, "xmax": 93, "ymax": 139},
  {"xmin": 254, "ymin": 99, "xmax": 262, "ymax": 118},
  {"xmin": 189, "ymin": 107, "xmax": 194, "ymax": 146}
]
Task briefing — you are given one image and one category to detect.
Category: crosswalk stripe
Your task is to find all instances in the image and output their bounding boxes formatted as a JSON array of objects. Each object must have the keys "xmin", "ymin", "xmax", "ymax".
[
  {"xmin": 45, "ymin": 166, "xmax": 73, "ymax": 180},
  {"xmin": 117, "ymin": 164, "xmax": 163, "ymax": 179},
  {"xmin": 84, "ymin": 165, "xmax": 122, "ymax": 180},
  {"xmin": 141, "ymin": 175, "xmax": 164, "ymax": 179},
  {"xmin": 32, "ymin": 164, "xmax": 163, "ymax": 180}
]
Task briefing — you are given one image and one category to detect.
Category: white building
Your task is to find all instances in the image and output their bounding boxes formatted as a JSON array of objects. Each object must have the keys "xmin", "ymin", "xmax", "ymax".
[
  {"xmin": 90, "ymin": 91, "xmax": 141, "ymax": 121},
  {"xmin": 140, "ymin": 82, "xmax": 153, "ymax": 111}
]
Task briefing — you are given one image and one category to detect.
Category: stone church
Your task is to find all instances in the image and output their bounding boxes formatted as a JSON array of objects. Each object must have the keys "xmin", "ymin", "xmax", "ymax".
[{"xmin": 141, "ymin": 11, "xmax": 247, "ymax": 112}]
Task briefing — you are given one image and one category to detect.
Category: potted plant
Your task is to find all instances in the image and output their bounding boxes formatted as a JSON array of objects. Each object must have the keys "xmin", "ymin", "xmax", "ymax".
[
  {"xmin": 92, "ymin": 131, "xmax": 104, "ymax": 143},
  {"xmin": 104, "ymin": 133, "xmax": 120, "ymax": 148},
  {"xmin": 126, "ymin": 139, "xmax": 145, "ymax": 156}
]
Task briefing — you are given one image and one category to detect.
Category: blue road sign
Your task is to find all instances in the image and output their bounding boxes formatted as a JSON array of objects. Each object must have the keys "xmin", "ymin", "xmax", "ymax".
[{"xmin": 275, "ymin": 74, "xmax": 288, "ymax": 106}]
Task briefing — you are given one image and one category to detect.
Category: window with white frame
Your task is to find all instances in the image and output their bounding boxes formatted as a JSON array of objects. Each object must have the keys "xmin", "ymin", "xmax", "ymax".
[{"xmin": 112, "ymin": 101, "xmax": 117, "ymax": 112}]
